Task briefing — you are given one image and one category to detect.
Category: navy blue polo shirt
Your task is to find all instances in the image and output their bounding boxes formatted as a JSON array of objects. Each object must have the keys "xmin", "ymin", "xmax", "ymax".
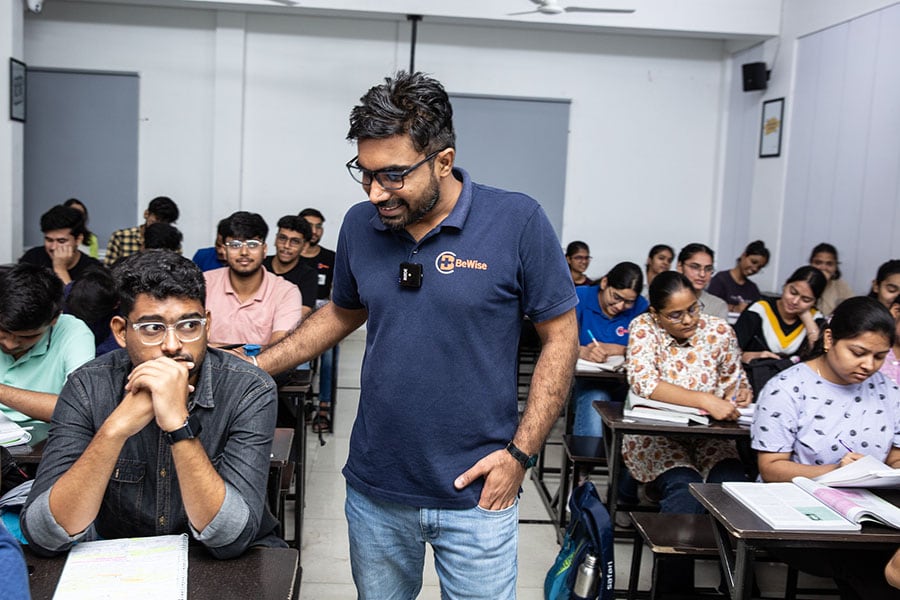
[{"xmin": 335, "ymin": 168, "xmax": 577, "ymax": 509}]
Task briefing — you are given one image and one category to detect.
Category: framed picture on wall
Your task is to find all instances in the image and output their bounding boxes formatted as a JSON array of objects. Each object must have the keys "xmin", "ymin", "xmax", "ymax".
[
  {"xmin": 759, "ymin": 97, "xmax": 784, "ymax": 158},
  {"xmin": 9, "ymin": 58, "xmax": 26, "ymax": 122}
]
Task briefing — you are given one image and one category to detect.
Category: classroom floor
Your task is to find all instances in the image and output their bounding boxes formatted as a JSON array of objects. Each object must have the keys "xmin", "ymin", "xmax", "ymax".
[{"xmin": 291, "ymin": 330, "xmax": 837, "ymax": 599}]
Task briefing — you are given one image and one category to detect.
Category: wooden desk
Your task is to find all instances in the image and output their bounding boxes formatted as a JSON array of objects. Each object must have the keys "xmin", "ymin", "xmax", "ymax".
[
  {"xmin": 594, "ymin": 401, "xmax": 749, "ymax": 530},
  {"xmin": 7, "ymin": 421, "xmax": 50, "ymax": 465},
  {"xmin": 25, "ymin": 546, "xmax": 300, "ymax": 600},
  {"xmin": 690, "ymin": 483, "xmax": 900, "ymax": 600}
]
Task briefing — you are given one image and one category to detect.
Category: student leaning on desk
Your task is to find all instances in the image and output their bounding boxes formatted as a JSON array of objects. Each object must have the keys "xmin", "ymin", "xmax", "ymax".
[
  {"xmin": 21, "ymin": 251, "xmax": 285, "ymax": 559},
  {"xmin": 751, "ymin": 296, "xmax": 900, "ymax": 600},
  {"xmin": 624, "ymin": 271, "xmax": 751, "ymax": 592}
]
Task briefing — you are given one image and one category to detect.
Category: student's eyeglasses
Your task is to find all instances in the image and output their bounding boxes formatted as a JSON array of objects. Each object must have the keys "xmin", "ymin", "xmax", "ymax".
[
  {"xmin": 224, "ymin": 240, "xmax": 264, "ymax": 251},
  {"xmin": 570, "ymin": 255, "xmax": 592, "ymax": 262},
  {"xmin": 130, "ymin": 318, "xmax": 207, "ymax": 345},
  {"xmin": 684, "ymin": 262, "xmax": 715, "ymax": 274},
  {"xmin": 275, "ymin": 234, "xmax": 304, "ymax": 248},
  {"xmin": 605, "ymin": 288, "xmax": 636, "ymax": 309},
  {"xmin": 660, "ymin": 301, "xmax": 704, "ymax": 323},
  {"xmin": 345, "ymin": 150, "xmax": 441, "ymax": 191}
]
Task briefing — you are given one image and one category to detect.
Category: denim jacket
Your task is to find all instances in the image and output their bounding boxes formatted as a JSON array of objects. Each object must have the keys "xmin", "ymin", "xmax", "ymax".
[{"xmin": 22, "ymin": 348, "xmax": 282, "ymax": 559}]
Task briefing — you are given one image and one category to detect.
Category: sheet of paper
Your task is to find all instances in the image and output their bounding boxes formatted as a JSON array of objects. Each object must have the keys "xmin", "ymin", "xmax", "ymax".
[
  {"xmin": 0, "ymin": 411, "xmax": 31, "ymax": 447},
  {"xmin": 53, "ymin": 534, "xmax": 188, "ymax": 600},
  {"xmin": 813, "ymin": 454, "xmax": 900, "ymax": 488},
  {"xmin": 576, "ymin": 356, "xmax": 625, "ymax": 372}
]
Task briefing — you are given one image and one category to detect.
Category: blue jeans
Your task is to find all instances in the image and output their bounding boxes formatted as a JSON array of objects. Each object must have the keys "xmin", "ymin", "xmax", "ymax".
[
  {"xmin": 572, "ymin": 380, "xmax": 611, "ymax": 437},
  {"xmin": 655, "ymin": 459, "xmax": 746, "ymax": 514},
  {"xmin": 345, "ymin": 483, "xmax": 518, "ymax": 599}
]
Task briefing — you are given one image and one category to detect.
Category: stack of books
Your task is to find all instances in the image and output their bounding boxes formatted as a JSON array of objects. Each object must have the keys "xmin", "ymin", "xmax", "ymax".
[{"xmin": 623, "ymin": 393, "xmax": 709, "ymax": 425}]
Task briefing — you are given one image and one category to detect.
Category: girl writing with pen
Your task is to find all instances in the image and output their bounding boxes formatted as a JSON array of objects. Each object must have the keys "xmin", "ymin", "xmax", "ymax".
[
  {"xmin": 751, "ymin": 296, "xmax": 900, "ymax": 600},
  {"xmin": 572, "ymin": 262, "xmax": 647, "ymax": 437},
  {"xmin": 624, "ymin": 271, "xmax": 751, "ymax": 592}
]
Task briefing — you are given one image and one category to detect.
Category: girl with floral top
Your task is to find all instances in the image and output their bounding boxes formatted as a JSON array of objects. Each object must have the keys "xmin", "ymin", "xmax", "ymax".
[
  {"xmin": 624, "ymin": 271, "xmax": 751, "ymax": 513},
  {"xmin": 751, "ymin": 296, "xmax": 900, "ymax": 600}
]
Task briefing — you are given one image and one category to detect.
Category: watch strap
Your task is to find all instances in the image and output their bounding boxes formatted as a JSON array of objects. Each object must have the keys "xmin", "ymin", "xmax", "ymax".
[
  {"xmin": 506, "ymin": 441, "xmax": 538, "ymax": 470},
  {"xmin": 164, "ymin": 413, "xmax": 202, "ymax": 445}
]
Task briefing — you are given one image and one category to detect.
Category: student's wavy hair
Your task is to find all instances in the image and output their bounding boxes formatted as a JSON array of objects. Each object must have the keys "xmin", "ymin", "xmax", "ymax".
[
  {"xmin": 222, "ymin": 211, "xmax": 268, "ymax": 242},
  {"xmin": 347, "ymin": 71, "xmax": 456, "ymax": 155},
  {"xmin": 144, "ymin": 223, "xmax": 183, "ymax": 251},
  {"xmin": 112, "ymin": 250, "xmax": 206, "ymax": 317},
  {"xmin": 784, "ymin": 265, "xmax": 828, "ymax": 300},
  {"xmin": 677, "ymin": 243, "xmax": 714, "ymax": 265},
  {"xmin": 277, "ymin": 215, "xmax": 312, "ymax": 241},
  {"xmin": 40, "ymin": 204, "xmax": 87, "ymax": 238},
  {"xmin": 806, "ymin": 296, "xmax": 895, "ymax": 360},
  {"xmin": 147, "ymin": 196, "xmax": 179, "ymax": 224},
  {"xmin": 0, "ymin": 264, "xmax": 64, "ymax": 331},
  {"xmin": 809, "ymin": 242, "xmax": 842, "ymax": 280},
  {"xmin": 647, "ymin": 271, "xmax": 694, "ymax": 312},
  {"xmin": 603, "ymin": 262, "xmax": 643, "ymax": 294},
  {"xmin": 566, "ymin": 241, "xmax": 590, "ymax": 258}
]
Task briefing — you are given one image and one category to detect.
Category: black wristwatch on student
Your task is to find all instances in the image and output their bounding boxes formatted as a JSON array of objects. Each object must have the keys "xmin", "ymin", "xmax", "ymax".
[
  {"xmin": 164, "ymin": 414, "xmax": 202, "ymax": 445},
  {"xmin": 506, "ymin": 441, "xmax": 538, "ymax": 470}
]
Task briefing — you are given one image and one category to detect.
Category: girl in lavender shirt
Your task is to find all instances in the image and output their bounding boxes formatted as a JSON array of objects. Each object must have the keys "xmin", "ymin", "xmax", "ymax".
[{"xmin": 752, "ymin": 296, "xmax": 900, "ymax": 600}]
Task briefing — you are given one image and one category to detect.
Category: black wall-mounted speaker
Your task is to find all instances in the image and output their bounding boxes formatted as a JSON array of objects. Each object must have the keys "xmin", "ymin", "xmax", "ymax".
[{"xmin": 742, "ymin": 62, "xmax": 769, "ymax": 91}]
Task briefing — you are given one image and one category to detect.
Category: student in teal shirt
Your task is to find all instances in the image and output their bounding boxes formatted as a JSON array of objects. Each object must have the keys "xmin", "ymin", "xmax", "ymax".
[{"xmin": 0, "ymin": 264, "xmax": 95, "ymax": 426}]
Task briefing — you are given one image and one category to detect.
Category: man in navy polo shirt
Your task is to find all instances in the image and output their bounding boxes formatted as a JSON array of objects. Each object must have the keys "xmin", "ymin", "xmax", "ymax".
[{"xmin": 256, "ymin": 71, "xmax": 578, "ymax": 598}]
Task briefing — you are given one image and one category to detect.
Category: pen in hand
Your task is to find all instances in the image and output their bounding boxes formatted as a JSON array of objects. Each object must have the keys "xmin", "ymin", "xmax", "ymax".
[
  {"xmin": 730, "ymin": 371, "xmax": 742, "ymax": 405},
  {"xmin": 839, "ymin": 439, "xmax": 853, "ymax": 453},
  {"xmin": 587, "ymin": 329, "xmax": 600, "ymax": 348}
]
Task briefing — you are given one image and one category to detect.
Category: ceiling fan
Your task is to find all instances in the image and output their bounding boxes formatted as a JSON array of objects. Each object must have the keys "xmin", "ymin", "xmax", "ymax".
[{"xmin": 509, "ymin": 0, "xmax": 636, "ymax": 16}]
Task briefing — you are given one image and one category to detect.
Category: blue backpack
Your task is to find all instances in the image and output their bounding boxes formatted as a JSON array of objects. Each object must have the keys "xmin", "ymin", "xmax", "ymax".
[{"xmin": 544, "ymin": 481, "xmax": 615, "ymax": 600}]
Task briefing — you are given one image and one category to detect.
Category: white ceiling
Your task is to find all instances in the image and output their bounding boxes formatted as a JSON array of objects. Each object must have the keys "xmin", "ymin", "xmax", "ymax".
[{"xmin": 57, "ymin": 0, "xmax": 782, "ymax": 42}]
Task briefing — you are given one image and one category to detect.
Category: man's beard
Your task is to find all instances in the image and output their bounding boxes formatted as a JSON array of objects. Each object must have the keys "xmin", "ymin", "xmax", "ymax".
[{"xmin": 377, "ymin": 177, "xmax": 440, "ymax": 231}]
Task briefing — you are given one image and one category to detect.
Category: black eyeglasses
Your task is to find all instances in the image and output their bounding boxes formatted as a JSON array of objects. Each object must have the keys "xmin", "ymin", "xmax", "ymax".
[{"xmin": 345, "ymin": 150, "xmax": 441, "ymax": 191}]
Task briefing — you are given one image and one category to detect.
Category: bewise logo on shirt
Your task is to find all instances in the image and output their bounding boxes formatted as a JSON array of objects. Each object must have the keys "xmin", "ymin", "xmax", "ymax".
[{"xmin": 435, "ymin": 251, "xmax": 489, "ymax": 275}]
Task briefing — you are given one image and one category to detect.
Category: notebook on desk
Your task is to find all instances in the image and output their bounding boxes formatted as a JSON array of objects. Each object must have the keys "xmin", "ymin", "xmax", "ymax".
[{"xmin": 576, "ymin": 356, "xmax": 625, "ymax": 373}]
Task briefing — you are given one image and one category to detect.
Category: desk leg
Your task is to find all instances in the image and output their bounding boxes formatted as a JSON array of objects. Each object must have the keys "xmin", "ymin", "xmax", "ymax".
[
  {"xmin": 709, "ymin": 515, "xmax": 754, "ymax": 600},
  {"xmin": 604, "ymin": 427, "xmax": 622, "ymax": 529}
]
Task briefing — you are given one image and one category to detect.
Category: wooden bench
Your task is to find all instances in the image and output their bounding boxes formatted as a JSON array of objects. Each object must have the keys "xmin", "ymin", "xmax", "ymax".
[{"xmin": 627, "ymin": 512, "xmax": 724, "ymax": 600}]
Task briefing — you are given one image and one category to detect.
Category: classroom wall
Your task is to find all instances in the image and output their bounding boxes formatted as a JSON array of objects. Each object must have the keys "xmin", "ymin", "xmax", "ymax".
[
  {"xmin": 1, "ymin": 1, "xmax": 25, "ymax": 265},
  {"xmin": 20, "ymin": 1, "xmax": 727, "ymax": 274},
  {"xmin": 733, "ymin": 0, "xmax": 900, "ymax": 292}
]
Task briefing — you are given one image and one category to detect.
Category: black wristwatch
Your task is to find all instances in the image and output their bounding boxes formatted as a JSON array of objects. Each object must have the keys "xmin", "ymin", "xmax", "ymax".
[
  {"xmin": 506, "ymin": 441, "xmax": 538, "ymax": 470},
  {"xmin": 164, "ymin": 414, "xmax": 202, "ymax": 445}
]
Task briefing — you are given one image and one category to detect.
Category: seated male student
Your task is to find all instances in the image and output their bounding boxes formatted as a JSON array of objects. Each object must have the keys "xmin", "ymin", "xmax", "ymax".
[
  {"xmin": 192, "ymin": 217, "xmax": 229, "ymax": 272},
  {"xmin": 263, "ymin": 215, "xmax": 317, "ymax": 320},
  {"xmin": 0, "ymin": 264, "xmax": 95, "ymax": 427},
  {"xmin": 204, "ymin": 212, "xmax": 302, "ymax": 347},
  {"xmin": 19, "ymin": 204, "xmax": 104, "ymax": 286},
  {"xmin": 104, "ymin": 196, "xmax": 180, "ymax": 266},
  {"xmin": 21, "ymin": 251, "xmax": 284, "ymax": 559}
]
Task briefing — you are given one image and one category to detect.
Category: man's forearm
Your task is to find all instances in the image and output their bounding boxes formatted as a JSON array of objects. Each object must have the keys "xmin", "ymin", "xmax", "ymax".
[
  {"xmin": 514, "ymin": 310, "xmax": 578, "ymax": 455},
  {"xmin": 258, "ymin": 303, "xmax": 367, "ymax": 375},
  {"xmin": 0, "ymin": 384, "xmax": 57, "ymax": 422},
  {"xmin": 171, "ymin": 439, "xmax": 226, "ymax": 532},
  {"xmin": 48, "ymin": 425, "xmax": 127, "ymax": 535}
]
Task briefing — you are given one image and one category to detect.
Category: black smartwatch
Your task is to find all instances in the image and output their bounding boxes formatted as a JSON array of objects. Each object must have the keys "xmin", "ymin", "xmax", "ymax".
[
  {"xmin": 506, "ymin": 441, "xmax": 538, "ymax": 470},
  {"xmin": 164, "ymin": 414, "xmax": 202, "ymax": 445}
]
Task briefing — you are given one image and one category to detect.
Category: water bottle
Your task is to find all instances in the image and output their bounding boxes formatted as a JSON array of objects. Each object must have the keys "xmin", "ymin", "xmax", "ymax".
[{"xmin": 572, "ymin": 552, "xmax": 599, "ymax": 599}]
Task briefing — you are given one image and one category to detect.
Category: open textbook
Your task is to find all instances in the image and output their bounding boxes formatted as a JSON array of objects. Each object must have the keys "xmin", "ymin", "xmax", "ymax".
[
  {"xmin": 723, "ymin": 477, "xmax": 900, "ymax": 531},
  {"xmin": 623, "ymin": 392, "xmax": 710, "ymax": 425},
  {"xmin": 0, "ymin": 411, "xmax": 31, "ymax": 447},
  {"xmin": 54, "ymin": 534, "xmax": 188, "ymax": 600},
  {"xmin": 575, "ymin": 355, "xmax": 625, "ymax": 373},
  {"xmin": 813, "ymin": 454, "xmax": 900, "ymax": 489}
]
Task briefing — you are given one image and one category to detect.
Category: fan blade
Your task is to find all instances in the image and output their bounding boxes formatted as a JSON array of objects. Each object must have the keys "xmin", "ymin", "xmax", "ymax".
[
  {"xmin": 563, "ymin": 7, "xmax": 636, "ymax": 13},
  {"xmin": 507, "ymin": 9, "xmax": 541, "ymax": 15}
]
